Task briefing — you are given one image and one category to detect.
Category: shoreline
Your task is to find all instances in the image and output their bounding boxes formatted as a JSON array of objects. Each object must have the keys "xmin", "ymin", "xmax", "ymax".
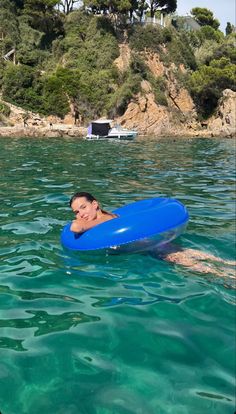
[
  {"xmin": 0, "ymin": 125, "xmax": 235, "ymax": 139},
  {"xmin": 1, "ymin": 89, "xmax": 235, "ymax": 140},
  {"xmin": 0, "ymin": 125, "xmax": 86, "ymax": 138}
]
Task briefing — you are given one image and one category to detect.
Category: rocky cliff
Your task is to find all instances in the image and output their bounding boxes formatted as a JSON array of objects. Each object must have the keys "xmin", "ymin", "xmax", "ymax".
[
  {"xmin": 0, "ymin": 99, "xmax": 86, "ymax": 138},
  {"xmin": 207, "ymin": 89, "xmax": 236, "ymax": 138},
  {"xmin": 115, "ymin": 48, "xmax": 235, "ymax": 138},
  {"xmin": 0, "ymin": 47, "xmax": 235, "ymax": 139}
]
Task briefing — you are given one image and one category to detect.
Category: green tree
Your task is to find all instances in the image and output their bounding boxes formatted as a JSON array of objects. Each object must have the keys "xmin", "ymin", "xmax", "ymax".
[
  {"xmin": 9, "ymin": 0, "xmax": 24, "ymax": 10},
  {"xmin": 195, "ymin": 39, "xmax": 219, "ymax": 66},
  {"xmin": 197, "ymin": 25, "xmax": 223, "ymax": 44},
  {"xmin": 0, "ymin": 101, "xmax": 11, "ymax": 116},
  {"xmin": 54, "ymin": 66, "xmax": 81, "ymax": 98},
  {"xmin": 62, "ymin": 14, "xmax": 119, "ymax": 71},
  {"xmin": 0, "ymin": 0, "xmax": 20, "ymax": 55},
  {"xmin": 189, "ymin": 57, "xmax": 236, "ymax": 117},
  {"xmin": 83, "ymin": 0, "xmax": 132, "ymax": 14},
  {"xmin": 194, "ymin": 28, "xmax": 235, "ymax": 66},
  {"xmin": 211, "ymin": 34, "xmax": 236, "ymax": 64},
  {"xmin": 59, "ymin": 0, "xmax": 81, "ymax": 14},
  {"xmin": 108, "ymin": 72, "xmax": 141, "ymax": 116},
  {"xmin": 148, "ymin": 0, "xmax": 177, "ymax": 18},
  {"xmin": 2, "ymin": 64, "xmax": 35, "ymax": 106},
  {"xmin": 17, "ymin": 15, "xmax": 49, "ymax": 65},
  {"xmin": 23, "ymin": 0, "xmax": 64, "ymax": 46},
  {"xmin": 63, "ymin": 9, "xmax": 92, "ymax": 43},
  {"xmin": 225, "ymin": 22, "xmax": 233, "ymax": 36},
  {"xmin": 42, "ymin": 75, "xmax": 70, "ymax": 117},
  {"xmin": 191, "ymin": 7, "xmax": 220, "ymax": 30}
]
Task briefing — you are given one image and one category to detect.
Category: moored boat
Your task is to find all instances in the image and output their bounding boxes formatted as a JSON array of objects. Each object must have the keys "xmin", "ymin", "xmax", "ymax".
[{"xmin": 86, "ymin": 119, "xmax": 137, "ymax": 140}]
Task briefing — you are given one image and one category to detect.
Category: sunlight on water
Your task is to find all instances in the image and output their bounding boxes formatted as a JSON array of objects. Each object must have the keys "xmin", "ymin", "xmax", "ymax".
[{"xmin": 0, "ymin": 137, "xmax": 235, "ymax": 414}]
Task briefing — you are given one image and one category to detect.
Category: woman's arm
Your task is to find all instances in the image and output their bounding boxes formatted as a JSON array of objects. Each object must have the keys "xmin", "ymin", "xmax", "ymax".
[
  {"xmin": 70, "ymin": 208, "xmax": 118, "ymax": 234},
  {"xmin": 70, "ymin": 214, "xmax": 116, "ymax": 233},
  {"xmin": 70, "ymin": 219, "xmax": 99, "ymax": 233}
]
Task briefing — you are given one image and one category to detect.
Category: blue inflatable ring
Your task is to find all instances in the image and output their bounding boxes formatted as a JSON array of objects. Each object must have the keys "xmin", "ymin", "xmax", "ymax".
[{"xmin": 61, "ymin": 197, "xmax": 189, "ymax": 252}]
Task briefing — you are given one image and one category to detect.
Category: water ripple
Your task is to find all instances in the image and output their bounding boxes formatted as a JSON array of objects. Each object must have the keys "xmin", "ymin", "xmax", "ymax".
[{"xmin": 0, "ymin": 137, "xmax": 235, "ymax": 414}]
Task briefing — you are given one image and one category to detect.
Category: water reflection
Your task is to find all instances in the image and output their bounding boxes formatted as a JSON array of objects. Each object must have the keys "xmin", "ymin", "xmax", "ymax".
[{"xmin": 0, "ymin": 310, "xmax": 100, "ymax": 338}]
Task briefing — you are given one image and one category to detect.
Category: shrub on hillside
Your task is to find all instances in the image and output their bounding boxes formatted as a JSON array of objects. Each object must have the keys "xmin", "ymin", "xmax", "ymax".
[
  {"xmin": 128, "ymin": 25, "xmax": 165, "ymax": 52},
  {"xmin": 167, "ymin": 32, "xmax": 197, "ymax": 70},
  {"xmin": 130, "ymin": 54, "xmax": 149, "ymax": 79},
  {"xmin": 195, "ymin": 40, "xmax": 219, "ymax": 66},
  {"xmin": 189, "ymin": 57, "xmax": 236, "ymax": 117},
  {"xmin": 0, "ymin": 101, "xmax": 10, "ymax": 117},
  {"xmin": 17, "ymin": 16, "xmax": 50, "ymax": 66},
  {"xmin": 129, "ymin": 25, "xmax": 196, "ymax": 70},
  {"xmin": 108, "ymin": 73, "xmax": 142, "ymax": 116},
  {"xmin": 62, "ymin": 15, "xmax": 119, "ymax": 71},
  {"xmin": 78, "ymin": 68, "xmax": 118, "ymax": 117},
  {"xmin": 211, "ymin": 34, "xmax": 236, "ymax": 64},
  {"xmin": 150, "ymin": 76, "xmax": 168, "ymax": 106},
  {"xmin": 64, "ymin": 10, "xmax": 91, "ymax": 42},
  {"xmin": 2, "ymin": 64, "xmax": 35, "ymax": 106},
  {"xmin": 197, "ymin": 26, "xmax": 224, "ymax": 44},
  {"xmin": 42, "ymin": 75, "xmax": 70, "ymax": 118}
]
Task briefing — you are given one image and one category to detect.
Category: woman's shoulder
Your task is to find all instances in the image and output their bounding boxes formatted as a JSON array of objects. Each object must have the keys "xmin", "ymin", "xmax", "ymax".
[{"xmin": 101, "ymin": 211, "xmax": 118, "ymax": 221}]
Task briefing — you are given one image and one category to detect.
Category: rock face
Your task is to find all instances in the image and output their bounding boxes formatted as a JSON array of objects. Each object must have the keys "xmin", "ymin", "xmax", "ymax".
[
  {"xmin": 0, "ymin": 100, "xmax": 86, "ymax": 138},
  {"xmin": 207, "ymin": 89, "xmax": 236, "ymax": 138},
  {"xmin": 0, "ymin": 125, "xmax": 86, "ymax": 138},
  {"xmin": 118, "ymin": 80, "xmax": 171, "ymax": 136},
  {"xmin": 0, "ymin": 48, "xmax": 235, "ymax": 139},
  {"xmin": 116, "ymin": 49, "xmax": 235, "ymax": 138},
  {"xmin": 114, "ymin": 43, "xmax": 131, "ymax": 73},
  {"xmin": 146, "ymin": 52, "xmax": 165, "ymax": 77},
  {"xmin": 118, "ymin": 51, "xmax": 199, "ymax": 136}
]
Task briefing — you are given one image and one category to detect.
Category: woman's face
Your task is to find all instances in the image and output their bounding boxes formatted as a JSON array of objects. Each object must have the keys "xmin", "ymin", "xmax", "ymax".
[{"xmin": 71, "ymin": 197, "xmax": 99, "ymax": 221}]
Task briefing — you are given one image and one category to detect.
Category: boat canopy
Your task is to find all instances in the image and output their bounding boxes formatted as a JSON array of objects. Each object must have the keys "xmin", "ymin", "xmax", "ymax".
[
  {"xmin": 90, "ymin": 120, "xmax": 112, "ymax": 136},
  {"xmin": 91, "ymin": 119, "xmax": 113, "ymax": 124}
]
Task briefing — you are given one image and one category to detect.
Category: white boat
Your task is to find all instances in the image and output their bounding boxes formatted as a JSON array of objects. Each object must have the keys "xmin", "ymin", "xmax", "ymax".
[{"xmin": 86, "ymin": 119, "xmax": 137, "ymax": 140}]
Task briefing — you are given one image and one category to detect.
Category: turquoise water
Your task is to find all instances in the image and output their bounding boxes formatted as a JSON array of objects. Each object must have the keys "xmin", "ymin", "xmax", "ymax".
[{"xmin": 0, "ymin": 136, "xmax": 235, "ymax": 414}]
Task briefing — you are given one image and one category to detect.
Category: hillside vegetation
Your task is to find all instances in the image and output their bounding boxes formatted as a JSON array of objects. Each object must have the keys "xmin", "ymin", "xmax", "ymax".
[{"xmin": 0, "ymin": 0, "xmax": 235, "ymax": 121}]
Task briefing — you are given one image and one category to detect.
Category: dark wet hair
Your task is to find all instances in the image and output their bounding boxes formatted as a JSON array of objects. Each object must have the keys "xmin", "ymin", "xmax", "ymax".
[
  {"xmin": 69, "ymin": 191, "xmax": 112, "ymax": 216},
  {"xmin": 69, "ymin": 192, "xmax": 97, "ymax": 207}
]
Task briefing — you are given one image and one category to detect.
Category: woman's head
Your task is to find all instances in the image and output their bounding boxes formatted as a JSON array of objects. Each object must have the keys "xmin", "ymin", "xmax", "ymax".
[
  {"xmin": 69, "ymin": 192, "xmax": 97, "ymax": 207},
  {"xmin": 70, "ymin": 192, "xmax": 100, "ymax": 221}
]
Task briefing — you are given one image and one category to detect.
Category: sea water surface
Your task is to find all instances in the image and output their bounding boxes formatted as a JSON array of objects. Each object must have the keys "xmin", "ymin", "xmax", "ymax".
[{"xmin": 0, "ymin": 136, "xmax": 235, "ymax": 414}]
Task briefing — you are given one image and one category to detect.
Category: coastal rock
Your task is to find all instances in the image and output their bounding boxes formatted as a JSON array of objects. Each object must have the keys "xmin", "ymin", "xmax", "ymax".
[
  {"xmin": 144, "ymin": 54, "xmax": 196, "ymax": 116},
  {"xmin": 1, "ymin": 47, "xmax": 235, "ymax": 139},
  {"xmin": 0, "ymin": 125, "xmax": 86, "ymax": 138},
  {"xmin": 114, "ymin": 43, "xmax": 131, "ymax": 72},
  {"xmin": 145, "ymin": 52, "xmax": 165, "ymax": 77},
  {"xmin": 207, "ymin": 89, "xmax": 236, "ymax": 138},
  {"xmin": 167, "ymin": 74, "xmax": 195, "ymax": 114},
  {"xmin": 116, "ymin": 52, "xmax": 235, "ymax": 138},
  {"xmin": 117, "ymin": 50, "xmax": 199, "ymax": 136},
  {"xmin": 118, "ymin": 87, "xmax": 173, "ymax": 136},
  {"xmin": 0, "ymin": 99, "xmax": 86, "ymax": 137}
]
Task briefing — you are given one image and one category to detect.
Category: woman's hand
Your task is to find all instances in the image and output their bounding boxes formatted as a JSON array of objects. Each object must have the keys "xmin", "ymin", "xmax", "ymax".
[
  {"xmin": 70, "ymin": 218, "xmax": 102, "ymax": 233},
  {"xmin": 70, "ymin": 213, "xmax": 116, "ymax": 233},
  {"xmin": 70, "ymin": 220, "xmax": 85, "ymax": 233}
]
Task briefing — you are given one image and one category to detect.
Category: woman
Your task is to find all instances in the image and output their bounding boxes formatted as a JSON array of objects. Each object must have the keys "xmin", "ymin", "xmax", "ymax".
[
  {"xmin": 70, "ymin": 192, "xmax": 117, "ymax": 234},
  {"xmin": 69, "ymin": 192, "xmax": 235, "ymax": 278}
]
